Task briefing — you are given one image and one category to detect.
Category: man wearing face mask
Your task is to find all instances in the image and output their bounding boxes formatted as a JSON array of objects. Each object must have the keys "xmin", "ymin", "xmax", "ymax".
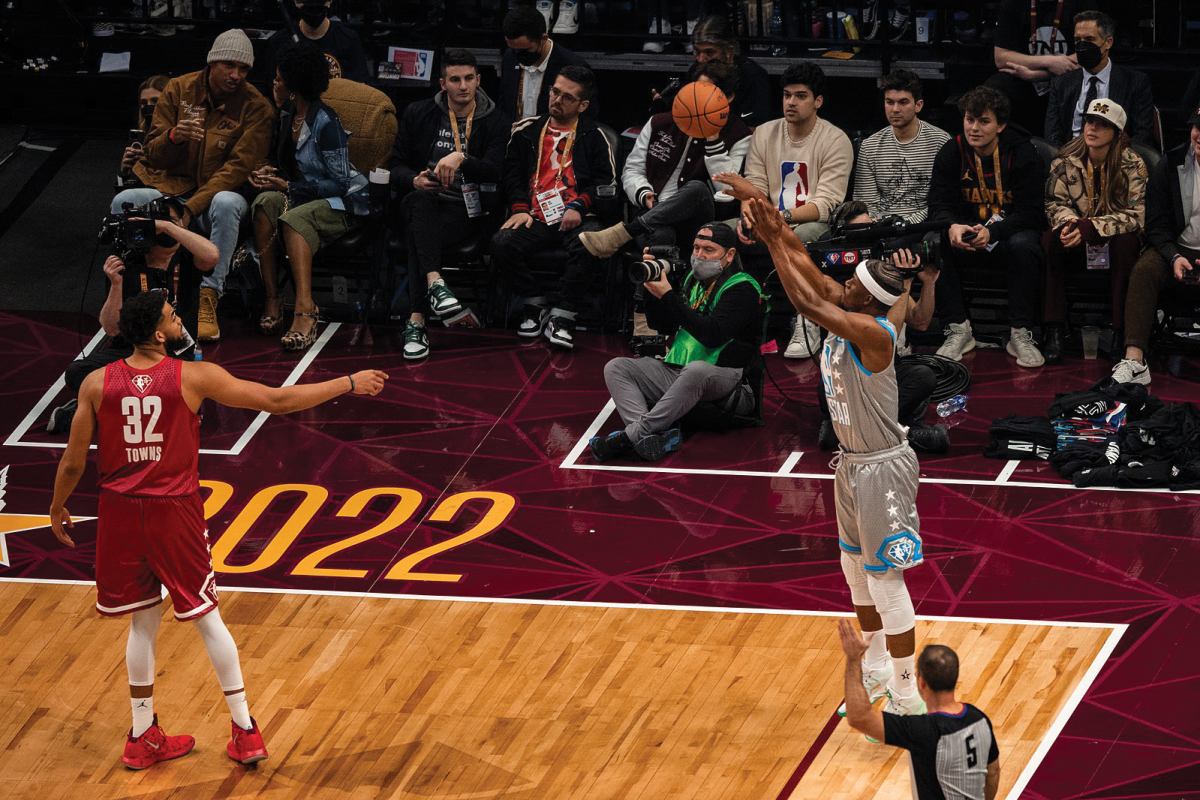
[
  {"xmin": 259, "ymin": 0, "xmax": 370, "ymax": 92},
  {"xmin": 1044, "ymin": 11, "xmax": 1152, "ymax": 148},
  {"xmin": 500, "ymin": 4, "xmax": 597, "ymax": 123},
  {"xmin": 47, "ymin": 199, "xmax": 220, "ymax": 434},
  {"xmin": 591, "ymin": 223, "xmax": 763, "ymax": 462}
]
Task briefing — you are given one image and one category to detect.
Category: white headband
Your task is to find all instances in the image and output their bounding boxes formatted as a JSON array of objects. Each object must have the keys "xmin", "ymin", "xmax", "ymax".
[{"xmin": 855, "ymin": 261, "xmax": 902, "ymax": 306}]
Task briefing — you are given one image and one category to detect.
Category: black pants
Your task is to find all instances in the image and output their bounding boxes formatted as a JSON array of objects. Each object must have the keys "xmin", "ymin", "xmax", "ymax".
[
  {"xmin": 936, "ymin": 229, "xmax": 1043, "ymax": 330},
  {"xmin": 401, "ymin": 189, "xmax": 481, "ymax": 316},
  {"xmin": 817, "ymin": 357, "xmax": 936, "ymax": 427},
  {"xmin": 985, "ymin": 72, "xmax": 1049, "ymax": 138},
  {"xmin": 491, "ymin": 216, "xmax": 604, "ymax": 313},
  {"xmin": 629, "ymin": 180, "xmax": 716, "ymax": 250},
  {"xmin": 65, "ymin": 337, "xmax": 135, "ymax": 393}
]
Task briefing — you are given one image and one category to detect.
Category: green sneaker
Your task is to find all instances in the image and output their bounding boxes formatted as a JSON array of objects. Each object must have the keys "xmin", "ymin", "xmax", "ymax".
[
  {"xmin": 403, "ymin": 321, "xmax": 429, "ymax": 360},
  {"xmin": 427, "ymin": 279, "xmax": 462, "ymax": 317}
]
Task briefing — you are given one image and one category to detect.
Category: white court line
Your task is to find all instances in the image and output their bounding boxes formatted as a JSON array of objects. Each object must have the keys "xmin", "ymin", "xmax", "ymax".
[
  {"xmin": 561, "ymin": 404, "xmax": 1200, "ymax": 495},
  {"xmin": 3, "ymin": 323, "xmax": 340, "ymax": 456},
  {"xmin": 995, "ymin": 460, "xmax": 1020, "ymax": 484},
  {"xmin": 0, "ymin": 574, "xmax": 1126, "ymax": 800},
  {"xmin": 3, "ymin": 329, "xmax": 106, "ymax": 449},
  {"xmin": 777, "ymin": 451, "xmax": 804, "ymax": 475}
]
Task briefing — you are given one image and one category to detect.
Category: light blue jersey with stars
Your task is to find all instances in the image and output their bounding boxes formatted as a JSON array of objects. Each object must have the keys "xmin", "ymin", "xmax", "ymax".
[{"xmin": 820, "ymin": 318, "xmax": 907, "ymax": 455}]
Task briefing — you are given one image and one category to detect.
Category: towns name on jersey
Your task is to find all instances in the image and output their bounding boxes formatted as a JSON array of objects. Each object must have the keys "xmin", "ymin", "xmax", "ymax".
[{"xmin": 125, "ymin": 445, "xmax": 164, "ymax": 463}]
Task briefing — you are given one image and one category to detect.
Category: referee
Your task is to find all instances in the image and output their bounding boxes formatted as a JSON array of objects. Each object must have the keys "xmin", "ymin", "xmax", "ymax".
[{"xmin": 838, "ymin": 619, "xmax": 1001, "ymax": 799}]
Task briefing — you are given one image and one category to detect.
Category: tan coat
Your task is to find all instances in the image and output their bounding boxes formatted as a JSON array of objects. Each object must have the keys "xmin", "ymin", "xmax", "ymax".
[
  {"xmin": 135, "ymin": 67, "xmax": 274, "ymax": 218},
  {"xmin": 1045, "ymin": 147, "xmax": 1148, "ymax": 239}
]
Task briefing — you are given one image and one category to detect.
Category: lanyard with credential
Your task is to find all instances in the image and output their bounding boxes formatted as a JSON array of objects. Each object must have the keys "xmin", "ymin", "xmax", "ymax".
[
  {"xmin": 973, "ymin": 148, "xmax": 1004, "ymax": 218},
  {"xmin": 531, "ymin": 118, "xmax": 577, "ymax": 191},
  {"xmin": 448, "ymin": 104, "xmax": 475, "ymax": 154},
  {"xmin": 1030, "ymin": 0, "xmax": 1065, "ymax": 53}
]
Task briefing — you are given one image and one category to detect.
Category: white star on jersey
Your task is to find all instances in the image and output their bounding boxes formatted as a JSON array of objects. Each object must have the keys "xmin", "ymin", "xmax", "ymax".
[{"xmin": 885, "ymin": 490, "xmax": 896, "ymax": 501}]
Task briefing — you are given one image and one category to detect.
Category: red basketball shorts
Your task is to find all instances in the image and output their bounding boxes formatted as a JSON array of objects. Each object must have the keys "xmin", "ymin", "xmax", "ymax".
[{"xmin": 95, "ymin": 489, "xmax": 218, "ymax": 621}]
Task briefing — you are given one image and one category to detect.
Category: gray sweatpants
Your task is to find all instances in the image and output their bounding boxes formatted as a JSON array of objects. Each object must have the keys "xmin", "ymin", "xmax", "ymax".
[{"xmin": 603, "ymin": 357, "xmax": 750, "ymax": 440}]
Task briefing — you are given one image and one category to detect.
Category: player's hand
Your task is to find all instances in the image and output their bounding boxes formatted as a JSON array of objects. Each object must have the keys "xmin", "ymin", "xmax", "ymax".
[
  {"xmin": 559, "ymin": 208, "xmax": 582, "ymax": 232},
  {"xmin": 174, "ymin": 117, "xmax": 205, "ymax": 143},
  {"xmin": 745, "ymin": 198, "xmax": 785, "ymax": 240},
  {"xmin": 837, "ymin": 618, "xmax": 870, "ymax": 661},
  {"xmin": 1059, "ymin": 221, "xmax": 1082, "ymax": 248},
  {"xmin": 501, "ymin": 212, "xmax": 534, "ymax": 230},
  {"xmin": 890, "ymin": 248, "xmax": 920, "ymax": 271},
  {"xmin": 434, "ymin": 151, "xmax": 465, "ymax": 187},
  {"xmin": 49, "ymin": 506, "xmax": 75, "ymax": 547},
  {"xmin": 103, "ymin": 255, "xmax": 126, "ymax": 284},
  {"xmin": 350, "ymin": 370, "xmax": 388, "ymax": 396},
  {"xmin": 713, "ymin": 171, "xmax": 757, "ymax": 201}
]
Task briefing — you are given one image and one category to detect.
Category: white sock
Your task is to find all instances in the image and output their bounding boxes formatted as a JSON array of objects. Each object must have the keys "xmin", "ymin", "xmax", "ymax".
[
  {"xmin": 864, "ymin": 630, "xmax": 888, "ymax": 672},
  {"xmin": 892, "ymin": 654, "xmax": 916, "ymax": 697},
  {"xmin": 192, "ymin": 610, "xmax": 252, "ymax": 729},
  {"xmin": 224, "ymin": 690, "xmax": 252, "ymax": 731},
  {"xmin": 131, "ymin": 695, "xmax": 154, "ymax": 737}
]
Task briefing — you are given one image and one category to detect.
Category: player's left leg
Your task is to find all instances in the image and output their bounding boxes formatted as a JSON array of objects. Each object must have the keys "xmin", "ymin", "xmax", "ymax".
[
  {"xmin": 121, "ymin": 606, "xmax": 196, "ymax": 769},
  {"xmin": 192, "ymin": 610, "xmax": 269, "ymax": 764},
  {"xmin": 837, "ymin": 551, "xmax": 893, "ymax": 719},
  {"xmin": 866, "ymin": 570, "xmax": 925, "ymax": 716}
]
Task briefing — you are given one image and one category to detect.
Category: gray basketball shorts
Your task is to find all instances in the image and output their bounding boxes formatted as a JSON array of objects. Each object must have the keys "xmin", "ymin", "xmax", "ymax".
[{"xmin": 832, "ymin": 441, "xmax": 923, "ymax": 573}]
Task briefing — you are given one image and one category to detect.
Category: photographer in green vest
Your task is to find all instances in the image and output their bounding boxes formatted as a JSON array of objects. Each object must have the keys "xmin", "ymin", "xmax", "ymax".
[{"xmin": 592, "ymin": 223, "xmax": 764, "ymax": 462}]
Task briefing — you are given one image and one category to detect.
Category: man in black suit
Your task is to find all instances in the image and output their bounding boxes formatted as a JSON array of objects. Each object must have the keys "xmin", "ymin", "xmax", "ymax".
[
  {"xmin": 500, "ymin": 5, "xmax": 598, "ymax": 122},
  {"xmin": 1044, "ymin": 11, "xmax": 1152, "ymax": 147}
]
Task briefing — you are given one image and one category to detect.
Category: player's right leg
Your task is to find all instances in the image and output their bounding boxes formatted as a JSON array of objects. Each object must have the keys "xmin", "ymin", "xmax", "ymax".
[
  {"xmin": 192, "ymin": 610, "xmax": 268, "ymax": 764},
  {"xmin": 837, "ymin": 551, "xmax": 892, "ymax": 718}
]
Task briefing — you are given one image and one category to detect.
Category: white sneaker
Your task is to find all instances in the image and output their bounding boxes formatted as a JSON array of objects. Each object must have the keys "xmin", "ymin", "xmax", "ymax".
[
  {"xmin": 1007, "ymin": 327, "xmax": 1045, "ymax": 368},
  {"xmin": 1111, "ymin": 358, "xmax": 1151, "ymax": 385},
  {"xmin": 936, "ymin": 320, "xmax": 975, "ymax": 361},
  {"xmin": 643, "ymin": 18, "xmax": 670, "ymax": 52},
  {"xmin": 535, "ymin": 0, "xmax": 554, "ymax": 29},
  {"xmin": 684, "ymin": 18, "xmax": 698, "ymax": 52},
  {"xmin": 837, "ymin": 661, "xmax": 892, "ymax": 717},
  {"xmin": 864, "ymin": 687, "xmax": 926, "ymax": 743},
  {"xmin": 551, "ymin": 0, "xmax": 578, "ymax": 33},
  {"xmin": 784, "ymin": 314, "xmax": 822, "ymax": 359}
]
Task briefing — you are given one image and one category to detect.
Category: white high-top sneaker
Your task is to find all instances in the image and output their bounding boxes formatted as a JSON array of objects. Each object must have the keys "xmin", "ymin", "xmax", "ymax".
[
  {"xmin": 552, "ymin": 0, "xmax": 579, "ymax": 34},
  {"xmin": 784, "ymin": 314, "xmax": 822, "ymax": 359}
]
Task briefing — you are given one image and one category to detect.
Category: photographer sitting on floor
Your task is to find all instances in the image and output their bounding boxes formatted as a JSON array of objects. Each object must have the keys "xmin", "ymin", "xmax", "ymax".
[
  {"xmin": 46, "ymin": 199, "xmax": 218, "ymax": 433},
  {"xmin": 591, "ymin": 223, "xmax": 763, "ymax": 462}
]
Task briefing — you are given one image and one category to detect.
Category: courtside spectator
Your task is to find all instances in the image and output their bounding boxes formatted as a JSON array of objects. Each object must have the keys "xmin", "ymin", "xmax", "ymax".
[{"xmin": 500, "ymin": 5, "xmax": 597, "ymax": 122}]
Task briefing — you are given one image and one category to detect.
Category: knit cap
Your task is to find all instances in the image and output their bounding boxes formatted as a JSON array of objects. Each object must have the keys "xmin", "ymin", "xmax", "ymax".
[{"xmin": 208, "ymin": 29, "xmax": 255, "ymax": 67}]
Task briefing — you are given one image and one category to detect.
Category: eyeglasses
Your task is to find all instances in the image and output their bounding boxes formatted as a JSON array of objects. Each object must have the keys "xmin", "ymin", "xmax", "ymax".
[{"xmin": 548, "ymin": 86, "xmax": 581, "ymax": 105}]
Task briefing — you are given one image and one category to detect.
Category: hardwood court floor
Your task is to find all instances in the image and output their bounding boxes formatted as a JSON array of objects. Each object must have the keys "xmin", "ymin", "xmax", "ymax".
[{"xmin": 0, "ymin": 583, "xmax": 1111, "ymax": 800}]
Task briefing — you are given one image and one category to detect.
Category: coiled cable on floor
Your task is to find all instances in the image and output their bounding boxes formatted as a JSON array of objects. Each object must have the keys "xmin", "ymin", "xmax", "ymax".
[{"xmin": 899, "ymin": 353, "xmax": 972, "ymax": 403}]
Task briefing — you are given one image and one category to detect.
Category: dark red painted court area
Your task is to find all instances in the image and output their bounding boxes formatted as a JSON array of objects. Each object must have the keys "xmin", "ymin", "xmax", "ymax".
[{"xmin": 2, "ymin": 310, "xmax": 1199, "ymax": 799}]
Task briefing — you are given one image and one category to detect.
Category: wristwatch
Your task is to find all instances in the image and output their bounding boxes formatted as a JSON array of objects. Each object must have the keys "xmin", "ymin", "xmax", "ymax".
[{"xmin": 782, "ymin": 209, "xmax": 795, "ymax": 225}]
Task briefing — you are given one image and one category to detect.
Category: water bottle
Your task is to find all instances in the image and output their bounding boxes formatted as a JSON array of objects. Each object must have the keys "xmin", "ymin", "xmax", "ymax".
[
  {"xmin": 936, "ymin": 394, "xmax": 968, "ymax": 417},
  {"xmin": 193, "ymin": 344, "xmax": 203, "ymax": 362},
  {"xmin": 769, "ymin": 3, "xmax": 786, "ymax": 56}
]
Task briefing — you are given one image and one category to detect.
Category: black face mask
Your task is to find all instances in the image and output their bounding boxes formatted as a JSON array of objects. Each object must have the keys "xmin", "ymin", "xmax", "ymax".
[
  {"xmin": 1075, "ymin": 41, "xmax": 1104, "ymax": 71},
  {"xmin": 156, "ymin": 232, "xmax": 179, "ymax": 248},
  {"xmin": 139, "ymin": 102, "xmax": 156, "ymax": 122},
  {"xmin": 514, "ymin": 47, "xmax": 541, "ymax": 67},
  {"xmin": 297, "ymin": 5, "xmax": 328, "ymax": 26}
]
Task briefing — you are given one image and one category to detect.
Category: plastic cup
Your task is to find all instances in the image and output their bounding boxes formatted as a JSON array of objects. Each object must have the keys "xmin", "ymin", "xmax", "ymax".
[{"xmin": 1081, "ymin": 325, "xmax": 1100, "ymax": 360}]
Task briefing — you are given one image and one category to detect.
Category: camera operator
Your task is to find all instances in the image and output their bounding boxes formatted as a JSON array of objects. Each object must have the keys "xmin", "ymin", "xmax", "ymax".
[
  {"xmin": 591, "ymin": 223, "xmax": 763, "ymax": 462},
  {"xmin": 813, "ymin": 202, "xmax": 948, "ymax": 454},
  {"xmin": 47, "ymin": 200, "xmax": 218, "ymax": 433}
]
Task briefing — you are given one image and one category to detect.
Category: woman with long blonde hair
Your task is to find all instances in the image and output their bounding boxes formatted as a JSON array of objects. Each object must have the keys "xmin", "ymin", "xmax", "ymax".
[{"xmin": 1042, "ymin": 99, "xmax": 1147, "ymax": 364}]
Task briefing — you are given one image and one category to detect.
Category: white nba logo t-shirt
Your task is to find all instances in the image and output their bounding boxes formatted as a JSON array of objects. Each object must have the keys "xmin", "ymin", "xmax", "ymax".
[{"xmin": 777, "ymin": 161, "xmax": 809, "ymax": 211}]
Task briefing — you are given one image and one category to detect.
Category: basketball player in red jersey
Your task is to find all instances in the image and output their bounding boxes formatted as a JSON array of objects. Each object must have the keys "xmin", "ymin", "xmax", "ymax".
[{"xmin": 49, "ymin": 291, "xmax": 387, "ymax": 770}]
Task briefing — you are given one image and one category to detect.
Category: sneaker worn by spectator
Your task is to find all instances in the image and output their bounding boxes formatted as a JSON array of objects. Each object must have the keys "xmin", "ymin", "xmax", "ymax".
[
  {"xmin": 427, "ymin": 279, "xmax": 462, "ymax": 317},
  {"xmin": 544, "ymin": 309, "xmax": 577, "ymax": 349},
  {"xmin": 634, "ymin": 427, "xmax": 682, "ymax": 461},
  {"xmin": 46, "ymin": 398, "xmax": 79, "ymax": 435},
  {"xmin": 936, "ymin": 320, "xmax": 975, "ymax": 361},
  {"xmin": 888, "ymin": 3, "xmax": 912, "ymax": 41},
  {"xmin": 590, "ymin": 430, "xmax": 633, "ymax": 462},
  {"xmin": 1111, "ymin": 357, "xmax": 1150, "ymax": 385},
  {"xmin": 198, "ymin": 287, "xmax": 220, "ymax": 341},
  {"xmin": 552, "ymin": 0, "xmax": 579, "ymax": 34},
  {"xmin": 578, "ymin": 223, "xmax": 632, "ymax": 258},
  {"xmin": 535, "ymin": 0, "xmax": 554, "ymax": 30},
  {"xmin": 860, "ymin": 0, "xmax": 882, "ymax": 39},
  {"xmin": 643, "ymin": 18, "xmax": 671, "ymax": 52},
  {"xmin": 1007, "ymin": 327, "xmax": 1045, "ymax": 368},
  {"xmin": 403, "ymin": 321, "xmax": 429, "ymax": 360},
  {"xmin": 785, "ymin": 314, "xmax": 822, "ymax": 359},
  {"xmin": 517, "ymin": 306, "xmax": 547, "ymax": 338}
]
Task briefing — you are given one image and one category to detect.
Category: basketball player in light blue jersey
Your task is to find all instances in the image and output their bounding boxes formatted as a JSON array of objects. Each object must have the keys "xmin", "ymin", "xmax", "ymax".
[{"xmin": 744, "ymin": 197, "xmax": 927, "ymax": 723}]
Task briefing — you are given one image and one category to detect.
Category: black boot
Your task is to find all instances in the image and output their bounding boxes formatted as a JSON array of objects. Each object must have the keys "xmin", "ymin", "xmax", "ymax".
[
  {"xmin": 1044, "ymin": 323, "xmax": 1066, "ymax": 365},
  {"xmin": 908, "ymin": 421, "xmax": 950, "ymax": 454}
]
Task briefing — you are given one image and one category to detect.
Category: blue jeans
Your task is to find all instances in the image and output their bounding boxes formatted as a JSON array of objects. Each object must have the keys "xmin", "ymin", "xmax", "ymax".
[{"xmin": 111, "ymin": 188, "xmax": 248, "ymax": 296}]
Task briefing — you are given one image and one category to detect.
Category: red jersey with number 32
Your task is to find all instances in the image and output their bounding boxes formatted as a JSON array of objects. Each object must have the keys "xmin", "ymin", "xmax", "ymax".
[{"xmin": 97, "ymin": 358, "xmax": 199, "ymax": 496}]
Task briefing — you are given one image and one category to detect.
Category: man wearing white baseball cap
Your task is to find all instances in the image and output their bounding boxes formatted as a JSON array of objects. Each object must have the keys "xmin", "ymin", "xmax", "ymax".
[
  {"xmin": 1042, "ymin": 98, "xmax": 1148, "ymax": 365},
  {"xmin": 112, "ymin": 29, "xmax": 275, "ymax": 343}
]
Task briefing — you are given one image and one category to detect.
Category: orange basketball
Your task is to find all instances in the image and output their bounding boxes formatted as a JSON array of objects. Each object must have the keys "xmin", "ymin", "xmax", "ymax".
[{"xmin": 672, "ymin": 81, "xmax": 730, "ymax": 140}]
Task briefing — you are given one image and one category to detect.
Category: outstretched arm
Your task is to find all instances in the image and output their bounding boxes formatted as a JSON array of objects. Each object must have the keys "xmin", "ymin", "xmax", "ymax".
[
  {"xmin": 184, "ymin": 362, "xmax": 387, "ymax": 415},
  {"xmin": 838, "ymin": 619, "xmax": 887, "ymax": 742}
]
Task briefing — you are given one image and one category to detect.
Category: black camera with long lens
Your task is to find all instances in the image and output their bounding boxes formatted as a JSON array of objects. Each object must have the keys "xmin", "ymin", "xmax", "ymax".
[
  {"xmin": 98, "ymin": 199, "xmax": 171, "ymax": 255},
  {"xmin": 629, "ymin": 245, "xmax": 685, "ymax": 283},
  {"xmin": 808, "ymin": 216, "xmax": 948, "ymax": 282}
]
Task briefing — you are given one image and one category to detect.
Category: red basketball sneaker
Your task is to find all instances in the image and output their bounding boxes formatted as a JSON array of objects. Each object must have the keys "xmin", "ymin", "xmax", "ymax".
[
  {"xmin": 122, "ymin": 715, "xmax": 196, "ymax": 770},
  {"xmin": 227, "ymin": 717, "xmax": 268, "ymax": 764}
]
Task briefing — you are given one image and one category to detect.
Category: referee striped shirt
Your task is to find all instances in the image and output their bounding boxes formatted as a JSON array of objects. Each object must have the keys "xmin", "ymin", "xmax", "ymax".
[
  {"xmin": 854, "ymin": 121, "xmax": 950, "ymax": 223},
  {"xmin": 883, "ymin": 703, "xmax": 999, "ymax": 800}
]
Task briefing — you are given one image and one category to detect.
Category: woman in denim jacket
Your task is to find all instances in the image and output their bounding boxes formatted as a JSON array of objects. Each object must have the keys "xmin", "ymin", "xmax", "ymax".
[{"xmin": 250, "ymin": 42, "xmax": 370, "ymax": 351}]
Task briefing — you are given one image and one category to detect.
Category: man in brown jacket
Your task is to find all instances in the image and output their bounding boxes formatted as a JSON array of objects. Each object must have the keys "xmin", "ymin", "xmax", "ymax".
[{"xmin": 112, "ymin": 29, "xmax": 274, "ymax": 342}]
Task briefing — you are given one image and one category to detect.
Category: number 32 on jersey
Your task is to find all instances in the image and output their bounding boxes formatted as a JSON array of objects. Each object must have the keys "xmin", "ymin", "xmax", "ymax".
[{"xmin": 122, "ymin": 395, "xmax": 164, "ymax": 463}]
